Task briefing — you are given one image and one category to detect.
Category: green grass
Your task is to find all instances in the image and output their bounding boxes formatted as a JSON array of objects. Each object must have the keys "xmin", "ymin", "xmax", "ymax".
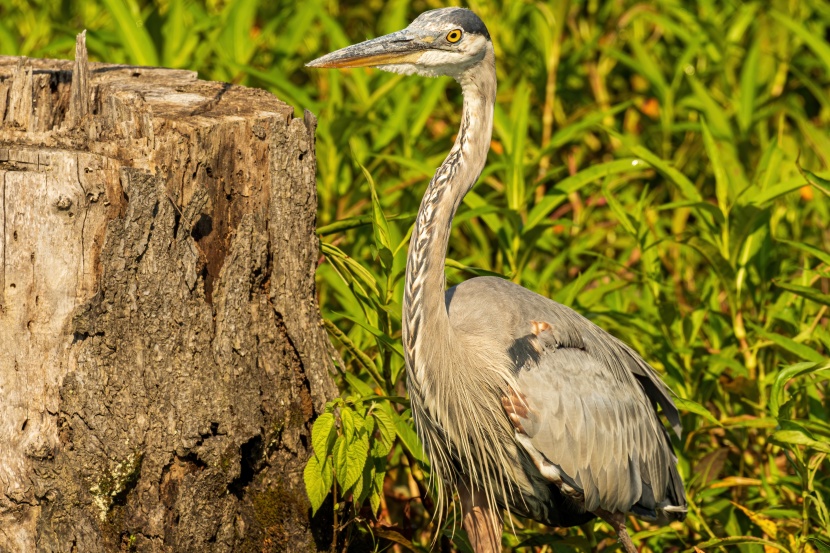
[{"xmin": 3, "ymin": 0, "xmax": 829, "ymax": 551}]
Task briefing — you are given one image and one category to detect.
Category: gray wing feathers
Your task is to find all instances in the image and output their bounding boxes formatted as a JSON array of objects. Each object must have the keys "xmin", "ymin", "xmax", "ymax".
[
  {"xmin": 516, "ymin": 347, "xmax": 671, "ymax": 513},
  {"xmin": 445, "ymin": 277, "xmax": 685, "ymax": 516}
]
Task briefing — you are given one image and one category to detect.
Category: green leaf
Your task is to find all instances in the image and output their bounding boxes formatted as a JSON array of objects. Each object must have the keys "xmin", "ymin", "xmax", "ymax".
[
  {"xmin": 541, "ymin": 102, "xmax": 631, "ymax": 154},
  {"xmin": 770, "ymin": 362, "xmax": 830, "ymax": 417},
  {"xmin": 303, "ymin": 454, "xmax": 327, "ymax": 515},
  {"xmin": 686, "ymin": 237, "xmax": 736, "ymax": 304},
  {"xmin": 332, "ymin": 435, "xmax": 348, "ymax": 486},
  {"xmin": 776, "ymin": 239, "xmax": 830, "ymax": 267},
  {"xmin": 357, "ymin": 159, "xmax": 394, "ymax": 270},
  {"xmin": 798, "ymin": 166, "xmax": 830, "ymax": 197},
  {"xmin": 690, "ymin": 535, "xmax": 787, "ymax": 551},
  {"xmin": 321, "ymin": 242, "xmax": 380, "ymax": 297},
  {"xmin": 369, "ymin": 488, "xmax": 382, "ymax": 517},
  {"xmin": 317, "ymin": 212, "xmax": 415, "ymax": 237},
  {"xmin": 100, "ymin": 0, "xmax": 159, "ymax": 66},
  {"xmin": 445, "ymin": 258, "xmax": 508, "ymax": 279},
  {"xmin": 546, "ymin": 158, "xmax": 647, "ymax": 196},
  {"xmin": 771, "ymin": 429, "xmax": 830, "ymax": 454},
  {"xmin": 738, "ymin": 36, "xmax": 760, "ymax": 134},
  {"xmin": 770, "ymin": 10, "xmax": 830, "ymax": 72},
  {"xmin": 311, "ymin": 412, "xmax": 336, "ymax": 460},
  {"xmin": 751, "ymin": 142, "xmax": 783, "ymax": 192},
  {"xmin": 506, "ymin": 79, "xmax": 530, "ymax": 212},
  {"xmin": 341, "ymin": 407, "xmax": 355, "ymax": 443},
  {"xmin": 323, "ymin": 319, "xmax": 385, "ymax": 387},
  {"xmin": 525, "ymin": 192, "xmax": 567, "ymax": 232},
  {"xmin": 748, "ymin": 178, "xmax": 806, "ymax": 206},
  {"xmin": 774, "ymin": 280, "xmax": 830, "ymax": 307},
  {"xmin": 674, "ymin": 397, "xmax": 722, "ymax": 426},
  {"xmin": 387, "ymin": 407, "xmax": 426, "ymax": 465},
  {"xmin": 371, "ymin": 408, "xmax": 396, "ymax": 458},
  {"xmin": 753, "ymin": 325, "xmax": 827, "ymax": 364},
  {"xmin": 601, "ymin": 180, "xmax": 636, "ymax": 235},
  {"xmin": 701, "ymin": 118, "xmax": 729, "ymax": 216},
  {"xmin": 342, "ymin": 432, "xmax": 369, "ymax": 493},
  {"xmin": 687, "ymin": 74, "xmax": 733, "ymax": 142},
  {"xmin": 343, "ymin": 372, "xmax": 375, "ymax": 397},
  {"xmin": 606, "ymin": 132, "xmax": 701, "ymax": 201}
]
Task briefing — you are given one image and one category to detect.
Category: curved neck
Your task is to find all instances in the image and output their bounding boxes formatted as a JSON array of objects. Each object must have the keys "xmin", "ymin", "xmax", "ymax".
[{"xmin": 402, "ymin": 46, "xmax": 496, "ymax": 383}]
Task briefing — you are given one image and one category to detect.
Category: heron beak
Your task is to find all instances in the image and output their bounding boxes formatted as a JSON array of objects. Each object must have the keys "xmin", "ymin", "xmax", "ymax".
[{"xmin": 306, "ymin": 31, "xmax": 425, "ymax": 69}]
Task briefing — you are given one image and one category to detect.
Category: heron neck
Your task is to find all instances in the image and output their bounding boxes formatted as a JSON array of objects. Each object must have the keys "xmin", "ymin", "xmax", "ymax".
[{"xmin": 402, "ymin": 47, "xmax": 496, "ymax": 383}]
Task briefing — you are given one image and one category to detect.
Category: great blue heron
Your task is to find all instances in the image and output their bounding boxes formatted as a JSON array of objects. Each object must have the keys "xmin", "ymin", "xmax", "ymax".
[{"xmin": 309, "ymin": 8, "xmax": 687, "ymax": 552}]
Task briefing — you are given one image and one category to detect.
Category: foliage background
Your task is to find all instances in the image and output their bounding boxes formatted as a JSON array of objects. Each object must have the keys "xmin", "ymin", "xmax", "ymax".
[{"xmin": 2, "ymin": 0, "xmax": 829, "ymax": 551}]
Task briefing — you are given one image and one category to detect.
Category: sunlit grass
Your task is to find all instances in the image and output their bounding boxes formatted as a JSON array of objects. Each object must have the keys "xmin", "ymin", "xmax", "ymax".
[{"xmin": 3, "ymin": 0, "xmax": 829, "ymax": 551}]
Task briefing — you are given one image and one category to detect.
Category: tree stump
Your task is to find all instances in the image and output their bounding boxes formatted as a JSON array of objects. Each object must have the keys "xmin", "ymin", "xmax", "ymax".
[{"xmin": 0, "ymin": 33, "xmax": 336, "ymax": 552}]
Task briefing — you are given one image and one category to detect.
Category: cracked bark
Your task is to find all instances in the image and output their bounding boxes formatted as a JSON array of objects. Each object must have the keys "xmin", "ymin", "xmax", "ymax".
[{"xmin": 0, "ymin": 33, "xmax": 337, "ymax": 552}]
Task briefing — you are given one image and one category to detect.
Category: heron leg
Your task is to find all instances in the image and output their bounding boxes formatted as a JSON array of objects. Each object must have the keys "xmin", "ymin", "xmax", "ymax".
[
  {"xmin": 594, "ymin": 509, "xmax": 637, "ymax": 553},
  {"xmin": 458, "ymin": 478, "xmax": 502, "ymax": 553}
]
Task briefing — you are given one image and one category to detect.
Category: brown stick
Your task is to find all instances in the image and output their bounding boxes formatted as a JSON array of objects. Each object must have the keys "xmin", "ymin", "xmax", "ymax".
[{"xmin": 594, "ymin": 509, "xmax": 637, "ymax": 553}]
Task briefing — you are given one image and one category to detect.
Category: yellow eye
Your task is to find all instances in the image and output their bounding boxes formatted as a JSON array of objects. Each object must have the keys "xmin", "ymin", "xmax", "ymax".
[{"xmin": 446, "ymin": 29, "xmax": 463, "ymax": 43}]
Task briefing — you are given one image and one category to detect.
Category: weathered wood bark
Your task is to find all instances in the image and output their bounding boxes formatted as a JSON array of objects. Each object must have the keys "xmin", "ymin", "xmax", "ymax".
[{"xmin": 0, "ymin": 33, "xmax": 337, "ymax": 552}]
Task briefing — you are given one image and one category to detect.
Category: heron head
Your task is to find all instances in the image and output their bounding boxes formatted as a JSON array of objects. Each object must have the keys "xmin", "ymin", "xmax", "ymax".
[{"xmin": 306, "ymin": 8, "xmax": 492, "ymax": 80}]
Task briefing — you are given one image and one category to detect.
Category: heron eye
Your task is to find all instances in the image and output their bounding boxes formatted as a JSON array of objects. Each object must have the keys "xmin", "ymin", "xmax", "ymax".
[{"xmin": 446, "ymin": 29, "xmax": 463, "ymax": 43}]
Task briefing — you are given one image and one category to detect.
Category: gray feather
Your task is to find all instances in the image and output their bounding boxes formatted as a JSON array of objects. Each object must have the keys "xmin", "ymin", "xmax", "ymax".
[{"xmin": 445, "ymin": 276, "xmax": 687, "ymax": 518}]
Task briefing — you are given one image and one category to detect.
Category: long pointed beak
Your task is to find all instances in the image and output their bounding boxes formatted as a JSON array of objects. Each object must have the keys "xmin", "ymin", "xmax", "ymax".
[{"xmin": 307, "ymin": 31, "xmax": 426, "ymax": 69}]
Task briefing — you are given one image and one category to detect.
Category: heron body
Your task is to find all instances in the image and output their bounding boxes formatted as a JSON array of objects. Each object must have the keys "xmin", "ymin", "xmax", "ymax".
[{"xmin": 309, "ymin": 8, "xmax": 687, "ymax": 552}]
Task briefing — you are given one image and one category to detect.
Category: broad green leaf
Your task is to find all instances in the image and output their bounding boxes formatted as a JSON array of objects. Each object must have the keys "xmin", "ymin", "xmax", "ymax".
[
  {"xmin": 342, "ymin": 432, "xmax": 369, "ymax": 492},
  {"xmin": 372, "ymin": 408, "xmax": 397, "ymax": 457},
  {"xmin": 332, "ymin": 435, "xmax": 348, "ymax": 486},
  {"xmin": 303, "ymin": 454, "xmax": 327, "ymax": 515},
  {"xmin": 369, "ymin": 469, "xmax": 385, "ymax": 516},
  {"xmin": 341, "ymin": 407, "xmax": 355, "ymax": 443},
  {"xmin": 311, "ymin": 412, "xmax": 336, "ymax": 460}
]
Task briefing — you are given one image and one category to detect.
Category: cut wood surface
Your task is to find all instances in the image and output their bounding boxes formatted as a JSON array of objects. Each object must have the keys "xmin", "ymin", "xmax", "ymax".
[{"xmin": 0, "ymin": 33, "xmax": 336, "ymax": 551}]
